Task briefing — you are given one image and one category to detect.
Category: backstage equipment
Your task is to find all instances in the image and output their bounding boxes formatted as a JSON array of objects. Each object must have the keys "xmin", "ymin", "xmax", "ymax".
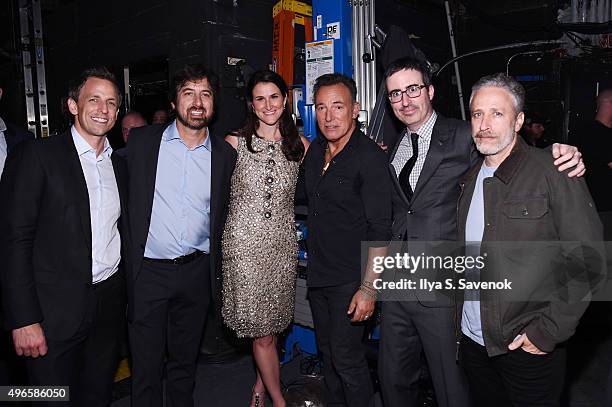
[{"xmin": 18, "ymin": 0, "xmax": 48, "ymax": 137}]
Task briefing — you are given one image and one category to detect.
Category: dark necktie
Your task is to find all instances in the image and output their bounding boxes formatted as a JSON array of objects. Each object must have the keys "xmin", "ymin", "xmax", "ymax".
[{"xmin": 398, "ymin": 132, "xmax": 419, "ymax": 200}]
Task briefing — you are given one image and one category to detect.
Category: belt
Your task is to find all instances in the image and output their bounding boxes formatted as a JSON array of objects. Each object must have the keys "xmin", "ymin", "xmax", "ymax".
[
  {"xmin": 92, "ymin": 270, "xmax": 122, "ymax": 290},
  {"xmin": 143, "ymin": 250, "xmax": 206, "ymax": 265}
]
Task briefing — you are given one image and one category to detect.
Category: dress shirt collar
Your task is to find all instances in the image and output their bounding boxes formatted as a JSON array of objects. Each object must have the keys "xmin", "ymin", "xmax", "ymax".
[
  {"xmin": 71, "ymin": 125, "xmax": 112, "ymax": 158},
  {"xmin": 162, "ymin": 120, "xmax": 211, "ymax": 151},
  {"xmin": 405, "ymin": 111, "xmax": 437, "ymax": 141}
]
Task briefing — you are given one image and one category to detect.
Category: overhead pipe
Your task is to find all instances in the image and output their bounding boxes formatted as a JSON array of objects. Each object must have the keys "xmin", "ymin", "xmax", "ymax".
[{"xmin": 444, "ymin": 1, "xmax": 466, "ymax": 120}]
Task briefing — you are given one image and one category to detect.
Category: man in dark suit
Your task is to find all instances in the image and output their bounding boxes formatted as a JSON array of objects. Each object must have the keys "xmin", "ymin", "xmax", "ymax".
[
  {"xmin": 377, "ymin": 57, "xmax": 586, "ymax": 407},
  {"xmin": 0, "ymin": 85, "xmax": 34, "ymax": 385},
  {"xmin": 0, "ymin": 67, "xmax": 128, "ymax": 406},
  {"xmin": 126, "ymin": 64, "xmax": 236, "ymax": 407}
]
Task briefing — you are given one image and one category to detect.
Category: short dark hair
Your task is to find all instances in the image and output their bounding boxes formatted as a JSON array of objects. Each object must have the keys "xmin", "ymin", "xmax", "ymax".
[
  {"xmin": 170, "ymin": 64, "xmax": 220, "ymax": 106},
  {"xmin": 383, "ymin": 57, "xmax": 432, "ymax": 87},
  {"xmin": 67, "ymin": 67, "xmax": 122, "ymax": 105},
  {"xmin": 313, "ymin": 73, "xmax": 357, "ymax": 103}
]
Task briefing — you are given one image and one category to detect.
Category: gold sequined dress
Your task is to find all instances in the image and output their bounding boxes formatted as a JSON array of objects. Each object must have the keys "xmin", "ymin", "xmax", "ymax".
[{"xmin": 222, "ymin": 136, "xmax": 299, "ymax": 338}]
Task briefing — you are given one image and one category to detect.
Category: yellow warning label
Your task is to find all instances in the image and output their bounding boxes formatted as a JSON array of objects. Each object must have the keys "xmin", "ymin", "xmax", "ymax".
[{"xmin": 273, "ymin": 0, "xmax": 312, "ymax": 18}]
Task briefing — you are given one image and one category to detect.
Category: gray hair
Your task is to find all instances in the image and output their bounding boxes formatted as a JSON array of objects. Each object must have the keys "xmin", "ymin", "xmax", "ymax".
[{"xmin": 469, "ymin": 73, "xmax": 525, "ymax": 115}]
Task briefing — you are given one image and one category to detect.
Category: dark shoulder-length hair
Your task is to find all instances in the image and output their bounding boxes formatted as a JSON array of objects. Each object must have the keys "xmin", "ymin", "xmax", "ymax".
[{"xmin": 232, "ymin": 70, "xmax": 304, "ymax": 162}]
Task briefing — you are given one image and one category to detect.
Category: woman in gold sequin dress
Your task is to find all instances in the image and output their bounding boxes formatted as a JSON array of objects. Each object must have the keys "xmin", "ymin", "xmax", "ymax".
[{"xmin": 222, "ymin": 70, "xmax": 309, "ymax": 407}]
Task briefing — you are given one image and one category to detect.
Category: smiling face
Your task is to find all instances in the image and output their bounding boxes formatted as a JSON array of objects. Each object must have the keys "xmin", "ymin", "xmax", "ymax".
[
  {"xmin": 315, "ymin": 83, "xmax": 359, "ymax": 144},
  {"xmin": 251, "ymin": 82, "xmax": 286, "ymax": 127},
  {"xmin": 385, "ymin": 68, "xmax": 434, "ymax": 132},
  {"xmin": 67, "ymin": 77, "xmax": 119, "ymax": 140},
  {"xmin": 171, "ymin": 78, "xmax": 214, "ymax": 131},
  {"xmin": 470, "ymin": 85, "xmax": 524, "ymax": 161}
]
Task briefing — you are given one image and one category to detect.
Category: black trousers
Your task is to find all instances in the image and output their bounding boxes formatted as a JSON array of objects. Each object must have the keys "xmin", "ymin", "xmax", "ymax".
[
  {"xmin": 308, "ymin": 282, "xmax": 373, "ymax": 407},
  {"xmin": 129, "ymin": 254, "xmax": 211, "ymax": 407},
  {"xmin": 460, "ymin": 335, "xmax": 565, "ymax": 407},
  {"xmin": 378, "ymin": 300, "xmax": 471, "ymax": 407},
  {"xmin": 25, "ymin": 271, "xmax": 126, "ymax": 407}
]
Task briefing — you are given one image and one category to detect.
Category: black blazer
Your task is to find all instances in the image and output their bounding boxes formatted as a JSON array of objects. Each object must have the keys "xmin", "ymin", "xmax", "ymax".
[
  {"xmin": 389, "ymin": 114, "xmax": 479, "ymax": 242},
  {"xmin": 126, "ymin": 125, "xmax": 236, "ymax": 318},
  {"xmin": 387, "ymin": 115, "xmax": 478, "ymax": 306},
  {"xmin": 4, "ymin": 121, "xmax": 33, "ymax": 154},
  {"xmin": 0, "ymin": 131, "xmax": 129, "ymax": 340}
]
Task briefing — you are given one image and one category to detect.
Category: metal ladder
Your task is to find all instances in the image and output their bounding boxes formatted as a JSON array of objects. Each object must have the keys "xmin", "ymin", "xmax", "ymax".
[{"xmin": 18, "ymin": 0, "xmax": 49, "ymax": 138}]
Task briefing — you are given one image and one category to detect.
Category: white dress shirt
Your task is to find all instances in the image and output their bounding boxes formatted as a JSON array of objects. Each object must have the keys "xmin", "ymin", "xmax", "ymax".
[
  {"xmin": 391, "ymin": 111, "xmax": 438, "ymax": 190},
  {"xmin": 71, "ymin": 126, "xmax": 121, "ymax": 283}
]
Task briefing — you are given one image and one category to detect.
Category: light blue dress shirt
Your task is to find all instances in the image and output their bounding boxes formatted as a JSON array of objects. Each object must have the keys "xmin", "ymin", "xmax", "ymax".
[
  {"xmin": 144, "ymin": 120, "xmax": 212, "ymax": 259},
  {"xmin": 462, "ymin": 163, "xmax": 497, "ymax": 346}
]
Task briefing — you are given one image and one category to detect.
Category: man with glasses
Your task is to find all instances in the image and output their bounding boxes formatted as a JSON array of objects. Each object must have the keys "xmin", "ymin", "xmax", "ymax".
[{"xmin": 377, "ymin": 57, "xmax": 586, "ymax": 407}]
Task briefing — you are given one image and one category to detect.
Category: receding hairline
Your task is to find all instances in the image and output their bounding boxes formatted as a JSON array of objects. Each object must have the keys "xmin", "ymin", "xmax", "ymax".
[
  {"xmin": 122, "ymin": 111, "xmax": 146, "ymax": 124},
  {"xmin": 470, "ymin": 85, "xmax": 521, "ymax": 113}
]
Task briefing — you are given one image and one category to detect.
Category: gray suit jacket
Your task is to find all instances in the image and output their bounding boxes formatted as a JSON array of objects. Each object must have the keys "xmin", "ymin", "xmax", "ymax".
[{"xmin": 387, "ymin": 114, "xmax": 479, "ymax": 306}]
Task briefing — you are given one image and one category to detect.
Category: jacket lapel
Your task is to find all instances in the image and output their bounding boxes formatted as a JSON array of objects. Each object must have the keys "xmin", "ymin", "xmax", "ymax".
[
  {"xmin": 388, "ymin": 129, "xmax": 411, "ymax": 205},
  {"xmin": 209, "ymin": 134, "xmax": 224, "ymax": 238},
  {"xmin": 111, "ymin": 153, "xmax": 128, "ymax": 224},
  {"xmin": 62, "ymin": 131, "xmax": 92, "ymax": 252},
  {"xmin": 142, "ymin": 127, "xmax": 165, "ymax": 235},
  {"xmin": 411, "ymin": 118, "xmax": 451, "ymax": 200}
]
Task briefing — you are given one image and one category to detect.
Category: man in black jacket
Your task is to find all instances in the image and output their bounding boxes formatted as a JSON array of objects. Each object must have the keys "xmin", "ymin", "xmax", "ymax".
[
  {"xmin": 126, "ymin": 64, "xmax": 236, "ymax": 407},
  {"xmin": 0, "ymin": 85, "xmax": 33, "ymax": 177},
  {"xmin": 457, "ymin": 72, "xmax": 603, "ymax": 406},
  {"xmin": 0, "ymin": 67, "xmax": 128, "ymax": 406}
]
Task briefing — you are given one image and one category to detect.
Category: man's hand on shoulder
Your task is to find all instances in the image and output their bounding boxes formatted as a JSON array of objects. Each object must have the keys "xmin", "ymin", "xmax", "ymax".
[
  {"xmin": 12, "ymin": 323, "xmax": 47, "ymax": 358},
  {"xmin": 551, "ymin": 143, "xmax": 585, "ymax": 177}
]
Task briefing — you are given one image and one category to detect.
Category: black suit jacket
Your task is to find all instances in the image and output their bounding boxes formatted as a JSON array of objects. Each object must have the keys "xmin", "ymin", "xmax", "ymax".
[
  {"xmin": 0, "ymin": 131, "xmax": 129, "ymax": 340},
  {"xmin": 126, "ymin": 124, "xmax": 236, "ymax": 319},
  {"xmin": 388, "ymin": 114, "xmax": 479, "ymax": 306},
  {"xmin": 3, "ymin": 121, "xmax": 34, "ymax": 154}
]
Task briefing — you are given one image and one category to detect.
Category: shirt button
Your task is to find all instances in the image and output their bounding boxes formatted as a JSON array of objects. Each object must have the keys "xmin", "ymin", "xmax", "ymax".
[{"xmin": 407, "ymin": 209, "xmax": 414, "ymax": 214}]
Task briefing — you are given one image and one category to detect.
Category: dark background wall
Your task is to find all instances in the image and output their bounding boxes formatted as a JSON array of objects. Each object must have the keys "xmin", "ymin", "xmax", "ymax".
[{"xmin": 2, "ymin": 0, "xmax": 612, "ymax": 146}]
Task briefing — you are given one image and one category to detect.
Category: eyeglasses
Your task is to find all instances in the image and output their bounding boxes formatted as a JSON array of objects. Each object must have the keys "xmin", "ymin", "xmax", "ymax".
[{"xmin": 388, "ymin": 84, "xmax": 427, "ymax": 103}]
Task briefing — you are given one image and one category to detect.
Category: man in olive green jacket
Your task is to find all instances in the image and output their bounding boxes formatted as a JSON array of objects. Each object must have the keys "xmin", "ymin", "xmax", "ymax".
[{"xmin": 457, "ymin": 73, "xmax": 605, "ymax": 406}]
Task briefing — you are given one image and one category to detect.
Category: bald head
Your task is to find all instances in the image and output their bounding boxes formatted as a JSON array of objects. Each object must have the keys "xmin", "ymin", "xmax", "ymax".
[
  {"xmin": 596, "ymin": 89, "xmax": 612, "ymax": 128},
  {"xmin": 121, "ymin": 111, "xmax": 147, "ymax": 142}
]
